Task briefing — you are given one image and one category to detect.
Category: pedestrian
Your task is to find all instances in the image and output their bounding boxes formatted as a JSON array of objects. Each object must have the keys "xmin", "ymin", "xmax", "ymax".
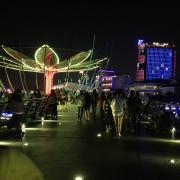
[
  {"xmin": 7, "ymin": 89, "xmax": 24, "ymax": 136},
  {"xmin": 103, "ymin": 92, "xmax": 113, "ymax": 133},
  {"xmin": 99, "ymin": 91, "xmax": 106, "ymax": 121},
  {"xmin": 110, "ymin": 89, "xmax": 126, "ymax": 137},
  {"xmin": 84, "ymin": 91, "xmax": 91, "ymax": 121},
  {"xmin": 48, "ymin": 89, "xmax": 58, "ymax": 120},
  {"xmin": 91, "ymin": 89, "xmax": 98, "ymax": 120},
  {"xmin": 127, "ymin": 90, "xmax": 137, "ymax": 133},
  {"xmin": 77, "ymin": 90, "xmax": 85, "ymax": 122}
]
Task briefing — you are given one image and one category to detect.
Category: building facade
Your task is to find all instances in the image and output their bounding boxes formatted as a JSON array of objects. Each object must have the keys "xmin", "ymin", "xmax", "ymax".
[
  {"xmin": 136, "ymin": 40, "xmax": 176, "ymax": 82},
  {"xmin": 95, "ymin": 70, "xmax": 131, "ymax": 93},
  {"xmin": 112, "ymin": 74, "xmax": 131, "ymax": 94},
  {"xmin": 95, "ymin": 70, "xmax": 116, "ymax": 91}
]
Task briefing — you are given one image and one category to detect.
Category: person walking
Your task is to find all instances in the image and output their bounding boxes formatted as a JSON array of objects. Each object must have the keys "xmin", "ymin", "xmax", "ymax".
[
  {"xmin": 7, "ymin": 89, "xmax": 24, "ymax": 137},
  {"xmin": 84, "ymin": 91, "xmax": 91, "ymax": 121},
  {"xmin": 110, "ymin": 89, "xmax": 126, "ymax": 137},
  {"xmin": 99, "ymin": 91, "xmax": 106, "ymax": 122},
  {"xmin": 91, "ymin": 89, "xmax": 98, "ymax": 120},
  {"xmin": 48, "ymin": 90, "xmax": 58, "ymax": 120},
  {"xmin": 77, "ymin": 90, "xmax": 85, "ymax": 122},
  {"xmin": 103, "ymin": 92, "xmax": 113, "ymax": 133}
]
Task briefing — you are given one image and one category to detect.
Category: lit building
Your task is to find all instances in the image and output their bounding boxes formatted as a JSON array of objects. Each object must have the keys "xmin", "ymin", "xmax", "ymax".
[
  {"xmin": 132, "ymin": 40, "xmax": 177, "ymax": 95},
  {"xmin": 136, "ymin": 40, "xmax": 176, "ymax": 81},
  {"xmin": 129, "ymin": 81, "xmax": 177, "ymax": 96},
  {"xmin": 112, "ymin": 74, "xmax": 131, "ymax": 94},
  {"xmin": 95, "ymin": 70, "xmax": 116, "ymax": 91}
]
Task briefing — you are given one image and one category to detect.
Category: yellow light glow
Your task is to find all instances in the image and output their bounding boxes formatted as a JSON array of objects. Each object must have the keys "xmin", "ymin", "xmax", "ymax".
[
  {"xmin": 24, "ymin": 142, "xmax": 29, "ymax": 146},
  {"xmin": 0, "ymin": 141, "xmax": 22, "ymax": 146},
  {"xmin": 75, "ymin": 176, "xmax": 83, "ymax": 180},
  {"xmin": 97, "ymin": 133, "xmax": 102, "ymax": 137},
  {"xmin": 170, "ymin": 159, "xmax": 175, "ymax": 163}
]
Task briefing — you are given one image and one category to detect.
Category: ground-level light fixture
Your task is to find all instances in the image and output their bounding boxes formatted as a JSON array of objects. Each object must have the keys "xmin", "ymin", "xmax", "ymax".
[
  {"xmin": 75, "ymin": 176, "xmax": 83, "ymax": 180},
  {"xmin": 170, "ymin": 159, "xmax": 175, "ymax": 164},
  {"xmin": 23, "ymin": 142, "xmax": 29, "ymax": 146}
]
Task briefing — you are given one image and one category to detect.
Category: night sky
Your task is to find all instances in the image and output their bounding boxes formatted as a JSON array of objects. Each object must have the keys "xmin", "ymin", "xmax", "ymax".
[{"xmin": 0, "ymin": 2, "xmax": 179, "ymax": 90}]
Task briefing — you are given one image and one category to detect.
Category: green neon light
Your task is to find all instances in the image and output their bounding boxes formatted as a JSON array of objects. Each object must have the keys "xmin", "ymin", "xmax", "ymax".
[
  {"xmin": 0, "ymin": 56, "xmax": 22, "ymax": 66},
  {"xmin": 1, "ymin": 45, "xmax": 106, "ymax": 76},
  {"xmin": 68, "ymin": 66, "xmax": 99, "ymax": 72},
  {"xmin": 52, "ymin": 50, "xmax": 91, "ymax": 71},
  {"xmin": 34, "ymin": 45, "xmax": 60, "ymax": 67},
  {"xmin": 2, "ymin": 46, "xmax": 22, "ymax": 62},
  {"xmin": 70, "ymin": 50, "xmax": 91, "ymax": 68},
  {"xmin": 34, "ymin": 46, "xmax": 44, "ymax": 66}
]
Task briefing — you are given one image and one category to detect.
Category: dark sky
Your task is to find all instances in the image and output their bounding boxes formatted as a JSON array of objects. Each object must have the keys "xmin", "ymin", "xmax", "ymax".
[{"xmin": 0, "ymin": 2, "xmax": 179, "ymax": 89}]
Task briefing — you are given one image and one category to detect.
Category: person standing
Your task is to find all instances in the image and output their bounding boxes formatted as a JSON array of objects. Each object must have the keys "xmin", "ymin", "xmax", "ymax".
[
  {"xmin": 77, "ymin": 90, "xmax": 85, "ymax": 122},
  {"xmin": 91, "ymin": 89, "xmax": 98, "ymax": 120},
  {"xmin": 103, "ymin": 92, "xmax": 113, "ymax": 133},
  {"xmin": 48, "ymin": 90, "xmax": 58, "ymax": 120},
  {"xmin": 7, "ymin": 89, "xmax": 24, "ymax": 136},
  {"xmin": 110, "ymin": 89, "xmax": 126, "ymax": 137},
  {"xmin": 84, "ymin": 91, "xmax": 91, "ymax": 121},
  {"xmin": 99, "ymin": 91, "xmax": 106, "ymax": 122}
]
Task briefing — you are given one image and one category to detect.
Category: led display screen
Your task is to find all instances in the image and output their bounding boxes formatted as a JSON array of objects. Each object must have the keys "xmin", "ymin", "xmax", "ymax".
[{"xmin": 146, "ymin": 48, "xmax": 173, "ymax": 80}]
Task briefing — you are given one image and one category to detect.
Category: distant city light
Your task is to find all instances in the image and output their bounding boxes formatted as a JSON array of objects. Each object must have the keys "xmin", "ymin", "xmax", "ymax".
[
  {"xmin": 138, "ymin": 39, "xmax": 144, "ymax": 45},
  {"xmin": 2, "ymin": 112, "xmax": 13, "ymax": 118},
  {"xmin": 153, "ymin": 42, "xmax": 169, "ymax": 47},
  {"xmin": 165, "ymin": 106, "xmax": 170, "ymax": 110},
  {"xmin": 171, "ymin": 106, "xmax": 176, "ymax": 111},
  {"xmin": 97, "ymin": 133, "xmax": 102, "ymax": 137},
  {"xmin": 170, "ymin": 159, "xmax": 175, "ymax": 164}
]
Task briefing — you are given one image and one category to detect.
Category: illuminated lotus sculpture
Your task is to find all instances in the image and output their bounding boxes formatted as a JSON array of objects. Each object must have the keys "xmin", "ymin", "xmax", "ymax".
[{"xmin": 0, "ymin": 45, "xmax": 107, "ymax": 94}]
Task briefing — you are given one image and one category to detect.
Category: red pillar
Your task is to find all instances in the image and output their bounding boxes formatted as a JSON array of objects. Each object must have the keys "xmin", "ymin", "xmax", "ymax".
[{"xmin": 45, "ymin": 71, "xmax": 55, "ymax": 94}]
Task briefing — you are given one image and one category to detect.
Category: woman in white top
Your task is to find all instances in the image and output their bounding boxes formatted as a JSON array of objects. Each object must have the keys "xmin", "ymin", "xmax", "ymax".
[{"xmin": 111, "ymin": 89, "xmax": 126, "ymax": 137}]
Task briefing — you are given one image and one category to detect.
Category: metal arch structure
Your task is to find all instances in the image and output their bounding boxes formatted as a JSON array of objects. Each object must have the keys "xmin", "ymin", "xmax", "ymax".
[{"xmin": 0, "ymin": 45, "xmax": 107, "ymax": 94}]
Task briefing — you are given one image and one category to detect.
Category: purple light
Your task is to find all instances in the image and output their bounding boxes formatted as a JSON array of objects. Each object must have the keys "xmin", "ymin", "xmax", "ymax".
[
  {"xmin": 99, "ymin": 70, "xmax": 115, "ymax": 73},
  {"xmin": 138, "ymin": 39, "xmax": 144, "ymax": 45}
]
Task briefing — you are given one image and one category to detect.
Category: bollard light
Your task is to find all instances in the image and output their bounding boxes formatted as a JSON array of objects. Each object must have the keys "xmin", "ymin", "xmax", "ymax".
[
  {"xmin": 170, "ymin": 159, "xmax": 175, "ymax": 164},
  {"xmin": 24, "ymin": 142, "xmax": 28, "ymax": 146},
  {"xmin": 75, "ymin": 176, "xmax": 83, "ymax": 180}
]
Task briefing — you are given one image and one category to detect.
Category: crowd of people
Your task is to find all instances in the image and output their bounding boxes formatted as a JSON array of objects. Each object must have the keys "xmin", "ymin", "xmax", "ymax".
[
  {"xmin": 76, "ymin": 88, "xmax": 150, "ymax": 137},
  {"xmin": 0, "ymin": 87, "xmax": 151, "ymax": 137}
]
